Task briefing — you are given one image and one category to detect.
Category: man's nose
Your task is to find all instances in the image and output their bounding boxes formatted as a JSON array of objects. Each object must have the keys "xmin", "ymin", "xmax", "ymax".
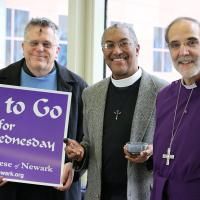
[
  {"xmin": 178, "ymin": 44, "xmax": 190, "ymax": 56},
  {"xmin": 112, "ymin": 43, "xmax": 123, "ymax": 54},
  {"xmin": 35, "ymin": 42, "xmax": 45, "ymax": 50}
]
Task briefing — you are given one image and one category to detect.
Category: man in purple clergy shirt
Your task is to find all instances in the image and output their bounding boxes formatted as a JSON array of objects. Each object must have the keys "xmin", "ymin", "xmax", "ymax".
[{"xmin": 151, "ymin": 17, "xmax": 200, "ymax": 200}]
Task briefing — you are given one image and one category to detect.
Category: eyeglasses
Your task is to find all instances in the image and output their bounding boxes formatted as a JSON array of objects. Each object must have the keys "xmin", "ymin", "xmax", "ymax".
[
  {"xmin": 102, "ymin": 40, "xmax": 133, "ymax": 51},
  {"xmin": 168, "ymin": 38, "xmax": 199, "ymax": 51},
  {"xmin": 24, "ymin": 40, "xmax": 57, "ymax": 49}
]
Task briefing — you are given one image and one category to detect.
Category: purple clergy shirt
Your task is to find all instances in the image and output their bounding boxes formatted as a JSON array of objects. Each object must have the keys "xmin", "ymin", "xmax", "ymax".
[{"xmin": 151, "ymin": 79, "xmax": 200, "ymax": 200}]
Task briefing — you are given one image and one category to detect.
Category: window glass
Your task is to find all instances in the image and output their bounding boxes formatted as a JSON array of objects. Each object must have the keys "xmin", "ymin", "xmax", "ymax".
[
  {"xmin": 14, "ymin": 40, "xmax": 23, "ymax": 62},
  {"xmin": 164, "ymin": 52, "xmax": 172, "ymax": 72},
  {"xmin": 58, "ymin": 44, "xmax": 67, "ymax": 67},
  {"xmin": 14, "ymin": 10, "xmax": 29, "ymax": 37},
  {"xmin": 6, "ymin": 40, "xmax": 11, "ymax": 66},
  {"xmin": 58, "ymin": 15, "xmax": 68, "ymax": 66},
  {"xmin": 153, "ymin": 51, "xmax": 162, "ymax": 72},
  {"xmin": 153, "ymin": 27, "xmax": 172, "ymax": 72},
  {"xmin": 6, "ymin": 8, "xmax": 11, "ymax": 37},
  {"xmin": 59, "ymin": 15, "xmax": 68, "ymax": 41},
  {"xmin": 153, "ymin": 27, "xmax": 162, "ymax": 48}
]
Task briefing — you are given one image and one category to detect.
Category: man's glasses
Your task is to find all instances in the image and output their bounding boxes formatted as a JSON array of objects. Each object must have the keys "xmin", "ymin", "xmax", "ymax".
[
  {"xmin": 168, "ymin": 38, "xmax": 199, "ymax": 51},
  {"xmin": 102, "ymin": 40, "xmax": 133, "ymax": 51},
  {"xmin": 24, "ymin": 40, "xmax": 57, "ymax": 49}
]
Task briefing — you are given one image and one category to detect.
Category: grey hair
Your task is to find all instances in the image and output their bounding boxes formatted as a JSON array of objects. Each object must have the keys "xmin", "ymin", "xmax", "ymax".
[
  {"xmin": 101, "ymin": 23, "xmax": 138, "ymax": 45},
  {"xmin": 165, "ymin": 17, "xmax": 200, "ymax": 43},
  {"xmin": 24, "ymin": 17, "xmax": 59, "ymax": 42}
]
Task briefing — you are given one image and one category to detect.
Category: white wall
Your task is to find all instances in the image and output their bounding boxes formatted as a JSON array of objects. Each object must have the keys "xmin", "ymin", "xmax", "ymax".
[{"xmin": 107, "ymin": 0, "xmax": 200, "ymax": 82}]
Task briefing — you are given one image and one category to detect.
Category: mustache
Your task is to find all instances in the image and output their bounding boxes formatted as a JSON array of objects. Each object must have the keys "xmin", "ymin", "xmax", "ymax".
[
  {"xmin": 177, "ymin": 56, "xmax": 193, "ymax": 63},
  {"xmin": 111, "ymin": 54, "xmax": 128, "ymax": 60}
]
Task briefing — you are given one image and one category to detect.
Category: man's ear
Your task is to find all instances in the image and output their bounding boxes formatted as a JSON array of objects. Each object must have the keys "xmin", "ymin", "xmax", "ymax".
[{"xmin": 135, "ymin": 44, "xmax": 140, "ymax": 56}]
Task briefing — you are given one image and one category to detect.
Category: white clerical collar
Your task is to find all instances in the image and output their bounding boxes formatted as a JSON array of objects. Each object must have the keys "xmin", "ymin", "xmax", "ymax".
[
  {"xmin": 181, "ymin": 79, "xmax": 197, "ymax": 89},
  {"xmin": 111, "ymin": 68, "xmax": 142, "ymax": 88}
]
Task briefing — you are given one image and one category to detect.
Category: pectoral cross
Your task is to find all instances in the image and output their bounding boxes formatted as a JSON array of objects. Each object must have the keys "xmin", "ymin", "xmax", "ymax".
[
  {"xmin": 162, "ymin": 148, "xmax": 175, "ymax": 166},
  {"xmin": 114, "ymin": 110, "xmax": 121, "ymax": 120}
]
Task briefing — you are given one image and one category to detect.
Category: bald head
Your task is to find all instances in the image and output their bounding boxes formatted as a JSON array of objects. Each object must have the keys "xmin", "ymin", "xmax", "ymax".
[
  {"xmin": 165, "ymin": 17, "xmax": 200, "ymax": 44},
  {"xmin": 101, "ymin": 23, "xmax": 138, "ymax": 45}
]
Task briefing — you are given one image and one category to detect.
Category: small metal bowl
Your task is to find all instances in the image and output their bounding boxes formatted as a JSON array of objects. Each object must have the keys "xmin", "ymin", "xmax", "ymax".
[{"xmin": 126, "ymin": 142, "xmax": 148, "ymax": 155}]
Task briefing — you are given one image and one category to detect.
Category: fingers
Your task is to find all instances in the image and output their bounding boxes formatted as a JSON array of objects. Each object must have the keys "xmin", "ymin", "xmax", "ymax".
[
  {"xmin": 141, "ymin": 144, "xmax": 153, "ymax": 157},
  {"xmin": 55, "ymin": 163, "xmax": 74, "ymax": 191},
  {"xmin": 123, "ymin": 144, "xmax": 153, "ymax": 163},
  {"xmin": 61, "ymin": 170, "xmax": 74, "ymax": 191},
  {"xmin": 56, "ymin": 177, "xmax": 72, "ymax": 191},
  {"xmin": 65, "ymin": 139, "xmax": 84, "ymax": 161},
  {"xmin": 0, "ymin": 177, "xmax": 7, "ymax": 187}
]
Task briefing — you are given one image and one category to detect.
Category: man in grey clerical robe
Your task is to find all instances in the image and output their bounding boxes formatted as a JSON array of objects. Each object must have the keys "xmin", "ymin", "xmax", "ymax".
[{"xmin": 66, "ymin": 23, "xmax": 167, "ymax": 200}]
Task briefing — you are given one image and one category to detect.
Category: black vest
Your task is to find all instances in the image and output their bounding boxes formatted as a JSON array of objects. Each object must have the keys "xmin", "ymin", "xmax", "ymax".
[{"xmin": 101, "ymin": 78, "xmax": 141, "ymax": 200}]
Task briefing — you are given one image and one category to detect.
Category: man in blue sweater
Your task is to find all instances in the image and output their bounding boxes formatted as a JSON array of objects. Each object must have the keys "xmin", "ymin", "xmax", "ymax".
[{"xmin": 0, "ymin": 17, "xmax": 87, "ymax": 200}]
